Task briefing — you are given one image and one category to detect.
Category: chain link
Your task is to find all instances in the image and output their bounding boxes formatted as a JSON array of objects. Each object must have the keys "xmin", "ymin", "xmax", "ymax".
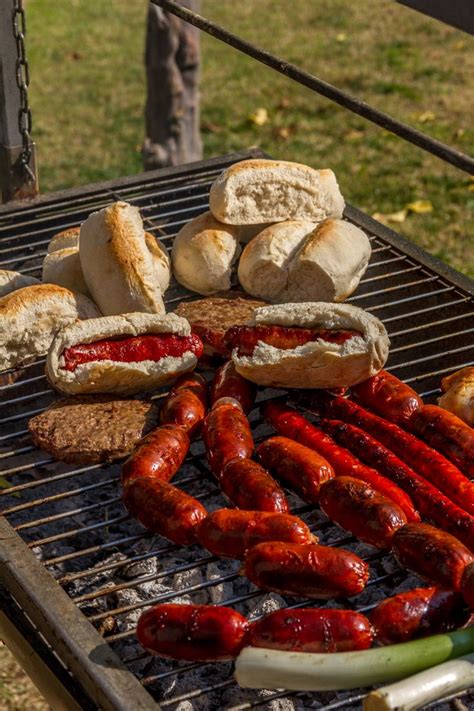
[{"xmin": 12, "ymin": 0, "xmax": 35, "ymax": 181}]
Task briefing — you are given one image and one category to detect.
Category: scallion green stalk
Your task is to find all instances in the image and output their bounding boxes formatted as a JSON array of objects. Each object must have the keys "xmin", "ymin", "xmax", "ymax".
[{"xmin": 234, "ymin": 628, "xmax": 474, "ymax": 692}]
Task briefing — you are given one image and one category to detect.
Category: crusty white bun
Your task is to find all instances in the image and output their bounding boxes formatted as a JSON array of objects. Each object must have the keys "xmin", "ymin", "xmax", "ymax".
[
  {"xmin": 46, "ymin": 312, "xmax": 199, "ymax": 396},
  {"xmin": 209, "ymin": 159, "xmax": 345, "ymax": 225},
  {"xmin": 47, "ymin": 227, "xmax": 81, "ymax": 253},
  {"xmin": 79, "ymin": 201, "xmax": 165, "ymax": 315},
  {"xmin": 0, "ymin": 270, "xmax": 40, "ymax": 298},
  {"xmin": 172, "ymin": 211, "xmax": 242, "ymax": 295},
  {"xmin": 0, "ymin": 284, "xmax": 101, "ymax": 371},
  {"xmin": 144, "ymin": 233, "xmax": 171, "ymax": 293},
  {"xmin": 231, "ymin": 302, "xmax": 389, "ymax": 389},
  {"xmin": 239, "ymin": 219, "xmax": 371, "ymax": 303},
  {"xmin": 439, "ymin": 367, "xmax": 474, "ymax": 426}
]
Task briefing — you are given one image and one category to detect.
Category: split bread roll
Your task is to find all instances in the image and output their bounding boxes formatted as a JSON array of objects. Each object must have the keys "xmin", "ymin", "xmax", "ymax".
[
  {"xmin": 79, "ymin": 201, "xmax": 166, "ymax": 315},
  {"xmin": 44, "ymin": 226, "xmax": 170, "ymax": 297},
  {"xmin": 231, "ymin": 302, "xmax": 389, "ymax": 389},
  {"xmin": 209, "ymin": 159, "xmax": 345, "ymax": 224},
  {"xmin": 238, "ymin": 219, "xmax": 371, "ymax": 303},
  {"xmin": 0, "ymin": 284, "xmax": 101, "ymax": 371},
  {"xmin": 46, "ymin": 312, "xmax": 200, "ymax": 396},
  {"xmin": 439, "ymin": 367, "xmax": 474, "ymax": 426},
  {"xmin": 0, "ymin": 270, "xmax": 40, "ymax": 298}
]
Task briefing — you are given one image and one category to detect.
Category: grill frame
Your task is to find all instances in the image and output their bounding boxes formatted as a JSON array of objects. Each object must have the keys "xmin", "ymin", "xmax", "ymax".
[{"xmin": 0, "ymin": 149, "xmax": 473, "ymax": 710}]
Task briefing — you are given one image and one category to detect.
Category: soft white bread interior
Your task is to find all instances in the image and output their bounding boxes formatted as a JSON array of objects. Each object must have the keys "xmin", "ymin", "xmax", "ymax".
[
  {"xmin": 46, "ymin": 312, "xmax": 198, "ymax": 396},
  {"xmin": 232, "ymin": 302, "xmax": 389, "ymax": 389},
  {"xmin": 47, "ymin": 227, "xmax": 81, "ymax": 253},
  {"xmin": 238, "ymin": 220, "xmax": 316, "ymax": 301},
  {"xmin": 42, "ymin": 247, "xmax": 91, "ymax": 297},
  {"xmin": 0, "ymin": 270, "xmax": 40, "ymax": 298},
  {"xmin": 439, "ymin": 367, "xmax": 474, "ymax": 426},
  {"xmin": 79, "ymin": 201, "xmax": 165, "ymax": 315},
  {"xmin": 209, "ymin": 159, "xmax": 345, "ymax": 224},
  {"xmin": 0, "ymin": 284, "xmax": 101, "ymax": 371},
  {"xmin": 172, "ymin": 211, "xmax": 241, "ymax": 295}
]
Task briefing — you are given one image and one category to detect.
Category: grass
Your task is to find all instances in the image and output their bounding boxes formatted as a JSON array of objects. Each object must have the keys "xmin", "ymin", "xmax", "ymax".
[
  {"xmin": 24, "ymin": 0, "xmax": 474, "ymax": 276},
  {"xmin": 0, "ymin": 643, "xmax": 48, "ymax": 711}
]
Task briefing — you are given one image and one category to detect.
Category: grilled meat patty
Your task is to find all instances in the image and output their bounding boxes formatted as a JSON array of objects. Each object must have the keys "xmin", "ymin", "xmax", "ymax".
[{"xmin": 28, "ymin": 395, "xmax": 159, "ymax": 464}]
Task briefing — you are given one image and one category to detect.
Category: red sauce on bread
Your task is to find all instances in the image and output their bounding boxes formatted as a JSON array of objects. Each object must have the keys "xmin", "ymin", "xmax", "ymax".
[{"xmin": 224, "ymin": 325, "xmax": 361, "ymax": 357}]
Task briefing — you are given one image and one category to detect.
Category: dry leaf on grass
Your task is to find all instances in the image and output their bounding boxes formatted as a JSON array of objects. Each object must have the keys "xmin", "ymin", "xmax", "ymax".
[
  {"xmin": 249, "ymin": 108, "xmax": 269, "ymax": 126},
  {"xmin": 345, "ymin": 129, "xmax": 364, "ymax": 141},
  {"xmin": 275, "ymin": 127, "xmax": 291, "ymax": 140},
  {"xmin": 416, "ymin": 110, "xmax": 436, "ymax": 123},
  {"xmin": 406, "ymin": 200, "xmax": 433, "ymax": 213},
  {"xmin": 336, "ymin": 33, "xmax": 347, "ymax": 42},
  {"xmin": 372, "ymin": 209, "xmax": 407, "ymax": 224}
]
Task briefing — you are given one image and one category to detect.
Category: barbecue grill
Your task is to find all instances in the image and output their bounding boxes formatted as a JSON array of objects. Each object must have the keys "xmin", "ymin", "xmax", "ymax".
[{"xmin": 1, "ymin": 2, "xmax": 474, "ymax": 710}]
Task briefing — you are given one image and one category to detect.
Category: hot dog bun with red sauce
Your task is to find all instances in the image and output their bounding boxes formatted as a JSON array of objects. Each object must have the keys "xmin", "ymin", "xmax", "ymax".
[
  {"xmin": 46, "ymin": 312, "xmax": 202, "ymax": 395},
  {"xmin": 230, "ymin": 302, "xmax": 389, "ymax": 389}
]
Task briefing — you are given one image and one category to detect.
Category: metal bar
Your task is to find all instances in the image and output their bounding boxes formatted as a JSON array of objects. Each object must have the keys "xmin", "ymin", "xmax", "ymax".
[
  {"xmin": 397, "ymin": 0, "xmax": 474, "ymax": 34},
  {"xmin": 151, "ymin": 0, "xmax": 474, "ymax": 174},
  {"xmin": 0, "ymin": 518, "xmax": 158, "ymax": 710}
]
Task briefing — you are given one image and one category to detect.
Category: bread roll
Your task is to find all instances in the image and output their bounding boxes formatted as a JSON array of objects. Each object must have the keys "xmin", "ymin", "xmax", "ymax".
[
  {"xmin": 238, "ymin": 220, "xmax": 316, "ymax": 301},
  {"xmin": 144, "ymin": 233, "xmax": 171, "ymax": 292},
  {"xmin": 209, "ymin": 159, "xmax": 345, "ymax": 224},
  {"xmin": 231, "ymin": 302, "xmax": 389, "ymax": 389},
  {"xmin": 439, "ymin": 367, "xmax": 474, "ymax": 426},
  {"xmin": 47, "ymin": 312, "xmax": 199, "ymax": 395},
  {"xmin": 0, "ymin": 270, "xmax": 40, "ymax": 298},
  {"xmin": 47, "ymin": 227, "xmax": 81, "ymax": 253},
  {"xmin": 0, "ymin": 284, "xmax": 101, "ymax": 371},
  {"xmin": 79, "ymin": 201, "xmax": 165, "ymax": 315},
  {"xmin": 172, "ymin": 211, "xmax": 242, "ymax": 295}
]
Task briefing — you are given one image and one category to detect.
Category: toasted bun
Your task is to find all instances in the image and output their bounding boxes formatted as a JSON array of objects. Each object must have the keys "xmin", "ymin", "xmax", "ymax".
[
  {"xmin": 0, "ymin": 270, "xmax": 40, "ymax": 298},
  {"xmin": 238, "ymin": 220, "xmax": 316, "ymax": 301},
  {"xmin": 0, "ymin": 284, "xmax": 101, "ymax": 371},
  {"xmin": 439, "ymin": 367, "xmax": 474, "ymax": 426},
  {"xmin": 144, "ymin": 233, "xmax": 171, "ymax": 293},
  {"xmin": 47, "ymin": 227, "xmax": 81, "ymax": 253},
  {"xmin": 231, "ymin": 302, "xmax": 389, "ymax": 389},
  {"xmin": 209, "ymin": 159, "xmax": 345, "ymax": 224},
  {"xmin": 42, "ymin": 247, "xmax": 91, "ymax": 296},
  {"xmin": 79, "ymin": 201, "xmax": 165, "ymax": 315},
  {"xmin": 46, "ymin": 312, "xmax": 198, "ymax": 396},
  {"xmin": 171, "ymin": 211, "xmax": 241, "ymax": 295}
]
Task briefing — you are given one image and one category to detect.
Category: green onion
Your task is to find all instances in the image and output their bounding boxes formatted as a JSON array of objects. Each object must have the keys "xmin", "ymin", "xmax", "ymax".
[
  {"xmin": 364, "ymin": 653, "xmax": 474, "ymax": 711},
  {"xmin": 234, "ymin": 627, "xmax": 474, "ymax": 691}
]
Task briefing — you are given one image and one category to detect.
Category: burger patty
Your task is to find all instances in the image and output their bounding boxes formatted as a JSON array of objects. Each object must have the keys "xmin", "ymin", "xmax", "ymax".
[
  {"xmin": 28, "ymin": 395, "xmax": 159, "ymax": 464},
  {"xmin": 174, "ymin": 292, "xmax": 266, "ymax": 357}
]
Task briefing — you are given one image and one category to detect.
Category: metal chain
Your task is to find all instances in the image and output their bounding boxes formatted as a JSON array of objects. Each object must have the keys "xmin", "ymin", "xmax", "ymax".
[{"xmin": 12, "ymin": 0, "xmax": 35, "ymax": 181}]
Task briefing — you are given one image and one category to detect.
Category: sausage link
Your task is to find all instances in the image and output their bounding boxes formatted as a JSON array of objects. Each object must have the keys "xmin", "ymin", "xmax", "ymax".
[
  {"xmin": 319, "ymin": 476, "xmax": 407, "ymax": 550},
  {"xmin": 137, "ymin": 603, "xmax": 249, "ymax": 661},
  {"xmin": 202, "ymin": 400, "xmax": 254, "ymax": 478},
  {"xmin": 220, "ymin": 458, "xmax": 289, "ymax": 513},
  {"xmin": 121, "ymin": 424, "xmax": 190, "ymax": 490},
  {"xmin": 224, "ymin": 325, "xmax": 360, "ymax": 356},
  {"xmin": 370, "ymin": 587, "xmax": 470, "ymax": 645},
  {"xmin": 249, "ymin": 608, "xmax": 373, "ymax": 653},
  {"xmin": 243, "ymin": 541, "xmax": 369, "ymax": 599},
  {"xmin": 302, "ymin": 392, "xmax": 474, "ymax": 516},
  {"xmin": 392, "ymin": 523, "xmax": 473, "ymax": 591},
  {"xmin": 460, "ymin": 562, "xmax": 474, "ymax": 609},
  {"xmin": 263, "ymin": 402, "xmax": 418, "ymax": 522},
  {"xmin": 321, "ymin": 419, "xmax": 474, "ymax": 551},
  {"xmin": 123, "ymin": 477, "xmax": 207, "ymax": 544},
  {"xmin": 408, "ymin": 404, "xmax": 474, "ymax": 478},
  {"xmin": 197, "ymin": 508, "xmax": 315, "ymax": 559},
  {"xmin": 160, "ymin": 372, "xmax": 208, "ymax": 437},
  {"xmin": 352, "ymin": 370, "xmax": 422, "ymax": 425},
  {"xmin": 210, "ymin": 361, "xmax": 256, "ymax": 414},
  {"xmin": 256, "ymin": 436, "xmax": 334, "ymax": 503}
]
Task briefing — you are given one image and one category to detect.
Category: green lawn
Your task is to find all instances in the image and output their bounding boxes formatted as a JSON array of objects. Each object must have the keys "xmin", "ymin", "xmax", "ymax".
[{"xmin": 26, "ymin": 0, "xmax": 473, "ymax": 276}]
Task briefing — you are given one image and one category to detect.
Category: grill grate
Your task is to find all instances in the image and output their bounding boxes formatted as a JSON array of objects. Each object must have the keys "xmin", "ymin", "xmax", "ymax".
[{"xmin": 1, "ymin": 150, "xmax": 474, "ymax": 710}]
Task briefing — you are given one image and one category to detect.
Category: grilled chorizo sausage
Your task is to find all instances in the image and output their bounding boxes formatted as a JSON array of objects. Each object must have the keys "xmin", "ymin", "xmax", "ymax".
[
  {"xmin": 408, "ymin": 404, "xmax": 474, "ymax": 479},
  {"xmin": 224, "ymin": 325, "xmax": 360, "ymax": 356},
  {"xmin": 248, "ymin": 608, "xmax": 373, "ymax": 652},
  {"xmin": 219, "ymin": 458, "xmax": 289, "ymax": 513},
  {"xmin": 321, "ymin": 418, "xmax": 474, "ymax": 551},
  {"xmin": 160, "ymin": 372, "xmax": 207, "ymax": 437},
  {"xmin": 243, "ymin": 541, "xmax": 369, "ymax": 599},
  {"xmin": 197, "ymin": 509, "xmax": 315, "ymax": 559},
  {"xmin": 302, "ymin": 392, "xmax": 474, "ymax": 516},
  {"xmin": 392, "ymin": 523, "xmax": 473, "ymax": 591},
  {"xmin": 263, "ymin": 402, "xmax": 419, "ymax": 522},
  {"xmin": 319, "ymin": 476, "xmax": 407, "ymax": 549},
  {"xmin": 123, "ymin": 477, "xmax": 207, "ymax": 544},
  {"xmin": 210, "ymin": 361, "xmax": 256, "ymax": 414},
  {"xmin": 460, "ymin": 562, "xmax": 474, "ymax": 609},
  {"xmin": 202, "ymin": 400, "xmax": 254, "ymax": 478},
  {"xmin": 137, "ymin": 603, "xmax": 249, "ymax": 661},
  {"xmin": 352, "ymin": 370, "xmax": 422, "ymax": 425},
  {"xmin": 121, "ymin": 424, "xmax": 190, "ymax": 489},
  {"xmin": 370, "ymin": 587, "xmax": 470, "ymax": 645},
  {"xmin": 256, "ymin": 436, "xmax": 334, "ymax": 503}
]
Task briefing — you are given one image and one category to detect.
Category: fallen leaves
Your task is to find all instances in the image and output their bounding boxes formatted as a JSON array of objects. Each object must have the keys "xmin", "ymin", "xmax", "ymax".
[
  {"xmin": 248, "ymin": 108, "xmax": 269, "ymax": 126},
  {"xmin": 373, "ymin": 200, "xmax": 433, "ymax": 224},
  {"xmin": 416, "ymin": 110, "xmax": 436, "ymax": 123},
  {"xmin": 372, "ymin": 209, "xmax": 407, "ymax": 224},
  {"xmin": 336, "ymin": 33, "xmax": 347, "ymax": 42}
]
